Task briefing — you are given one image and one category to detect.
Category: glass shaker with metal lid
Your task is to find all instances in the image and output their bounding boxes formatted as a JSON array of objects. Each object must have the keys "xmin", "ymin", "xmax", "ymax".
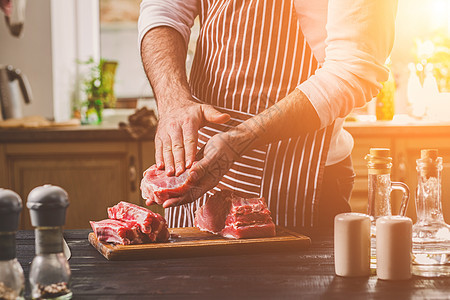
[
  {"xmin": 27, "ymin": 185, "xmax": 72, "ymax": 299},
  {"xmin": 0, "ymin": 188, "xmax": 25, "ymax": 300}
]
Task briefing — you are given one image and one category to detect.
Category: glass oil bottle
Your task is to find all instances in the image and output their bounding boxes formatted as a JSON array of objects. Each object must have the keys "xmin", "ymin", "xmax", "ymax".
[
  {"xmin": 412, "ymin": 149, "xmax": 450, "ymax": 277},
  {"xmin": 365, "ymin": 148, "xmax": 410, "ymax": 269}
]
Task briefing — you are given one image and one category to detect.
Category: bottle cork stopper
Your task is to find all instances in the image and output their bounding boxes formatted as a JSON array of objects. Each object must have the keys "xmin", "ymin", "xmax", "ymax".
[
  {"xmin": 366, "ymin": 148, "xmax": 392, "ymax": 175},
  {"xmin": 370, "ymin": 148, "xmax": 390, "ymax": 158},
  {"xmin": 420, "ymin": 149, "xmax": 439, "ymax": 178},
  {"xmin": 421, "ymin": 149, "xmax": 438, "ymax": 160}
]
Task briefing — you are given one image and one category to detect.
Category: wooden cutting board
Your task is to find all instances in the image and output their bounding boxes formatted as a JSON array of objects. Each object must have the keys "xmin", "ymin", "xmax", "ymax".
[{"xmin": 88, "ymin": 226, "xmax": 310, "ymax": 261}]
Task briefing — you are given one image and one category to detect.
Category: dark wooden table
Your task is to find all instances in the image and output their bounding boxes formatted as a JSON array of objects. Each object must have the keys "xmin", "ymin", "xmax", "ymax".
[{"xmin": 16, "ymin": 230, "xmax": 450, "ymax": 299}]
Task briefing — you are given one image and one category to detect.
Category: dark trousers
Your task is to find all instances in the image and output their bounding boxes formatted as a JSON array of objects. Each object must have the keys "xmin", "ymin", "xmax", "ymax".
[{"xmin": 318, "ymin": 155, "xmax": 355, "ymax": 228}]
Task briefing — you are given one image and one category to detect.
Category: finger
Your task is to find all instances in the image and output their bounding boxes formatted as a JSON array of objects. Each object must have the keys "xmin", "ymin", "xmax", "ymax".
[
  {"xmin": 145, "ymin": 198, "xmax": 156, "ymax": 206},
  {"xmin": 162, "ymin": 196, "xmax": 185, "ymax": 208},
  {"xmin": 187, "ymin": 156, "xmax": 211, "ymax": 183},
  {"xmin": 162, "ymin": 188, "xmax": 200, "ymax": 208},
  {"xmin": 163, "ymin": 173, "xmax": 216, "ymax": 208},
  {"xmin": 154, "ymin": 135, "xmax": 164, "ymax": 169},
  {"xmin": 182, "ymin": 123, "xmax": 198, "ymax": 168},
  {"xmin": 142, "ymin": 187, "xmax": 154, "ymax": 206},
  {"xmin": 202, "ymin": 105, "xmax": 230, "ymax": 124},
  {"xmin": 162, "ymin": 135, "xmax": 175, "ymax": 176},
  {"xmin": 153, "ymin": 194, "xmax": 165, "ymax": 206},
  {"xmin": 170, "ymin": 127, "xmax": 186, "ymax": 176},
  {"xmin": 144, "ymin": 192, "xmax": 156, "ymax": 206}
]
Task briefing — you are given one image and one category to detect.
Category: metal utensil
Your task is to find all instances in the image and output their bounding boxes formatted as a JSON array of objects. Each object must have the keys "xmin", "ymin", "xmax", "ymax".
[{"xmin": 63, "ymin": 238, "xmax": 71, "ymax": 260}]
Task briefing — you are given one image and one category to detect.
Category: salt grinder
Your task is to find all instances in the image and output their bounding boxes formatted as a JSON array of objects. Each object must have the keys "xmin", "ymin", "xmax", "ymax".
[
  {"xmin": 0, "ymin": 189, "xmax": 25, "ymax": 300},
  {"xmin": 376, "ymin": 216, "xmax": 412, "ymax": 280},
  {"xmin": 334, "ymin": 213, "xmax": 371, "ymax": 277},
  {"xmin": 27, "ymin": 185, "xmax": 72, "ymax": 299}
]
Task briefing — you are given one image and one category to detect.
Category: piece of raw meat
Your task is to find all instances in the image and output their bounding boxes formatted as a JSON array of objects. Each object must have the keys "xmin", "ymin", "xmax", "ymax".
[
  {"xmin": 107, "ymin": 201, "xmax": 169, "ymax": 242},
  {"xmin": 221, "ymin": 222, "xmax": 276, "ymax": 239},
  {"xmin": 140, "ymin": 164, "xmax": 192, "ymax": 203},
  {"xmin": 90, "ymin": 219, "xmax": 146, "ymax": 245},
  {"xmin": 195, "ymin": 190, "xmax": 276, "ymax": 239},
  {"xmin": 195, "ymin": 190, "xmax": 233, "ymax": 234}
]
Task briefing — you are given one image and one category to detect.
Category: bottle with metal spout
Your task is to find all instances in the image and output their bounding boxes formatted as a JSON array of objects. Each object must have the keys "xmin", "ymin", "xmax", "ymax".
[
  {"xmin": 412, "ymin": 149, "xmax": 450, "ymax": 277},
  {"xmin": 27, "ymin": 185, "xmax": 72, "ymax": 299},
  {"xmin": 365, "ymin": 148, "xmax": 410, "ymax": 268},
  {"xmin": 0, "ymin": 189, "xmax": 25, "ymax": 300}
]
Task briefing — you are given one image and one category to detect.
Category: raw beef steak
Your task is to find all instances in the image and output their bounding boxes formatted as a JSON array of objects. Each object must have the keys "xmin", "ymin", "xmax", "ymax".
[
  {"xmin": 221, "ymin": 222, "xmax": 276, "ymax": 239},
  {"xmin": 195, "ymin": 190, "xmax": 276, "ymax": 239},
  {"xmin": 90, "ymin": 219, "xmax": 145, "ymax": 245},
  {"xmin": 195, "ymin": 190, "xmax": 233, "ymax": 234},
  {"xmin": 107, "ymin": 201, "xmax": 169, "ymax": 242},
  {"xmin": 140, "ymin": 164, "xmax": 192, "ymax": 203}
]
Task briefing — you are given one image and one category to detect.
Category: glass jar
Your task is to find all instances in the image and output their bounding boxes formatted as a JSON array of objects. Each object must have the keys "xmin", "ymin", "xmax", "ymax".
[
  {"xmin": 29, "ymin": 227, "xmax": 72, "ymax": 299},
  {"xmin": 0, "ymin": 189, "xmax": 24, "ymax": 300}
]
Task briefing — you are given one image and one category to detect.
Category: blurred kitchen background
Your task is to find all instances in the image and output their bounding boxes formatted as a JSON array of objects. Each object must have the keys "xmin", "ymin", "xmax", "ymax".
[{"xmin": 0, "ymin": 0, "xmax": 449, "ymax": 229}]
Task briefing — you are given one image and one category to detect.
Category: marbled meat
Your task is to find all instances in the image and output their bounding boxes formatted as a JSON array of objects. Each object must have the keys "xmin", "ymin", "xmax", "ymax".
[
  {"xmin": 195, "ymin": 190, "xmax": 276, "ymax": 239},
  {"xmin": 90, "ymin": 201, "xmax": 170, "ymax": 245},
  {"xmin": 140, "ymin": 164, "xmax": 192, "ymax": 203},
  {"xmin": 107, "ymin": 201, "xmax": 170, "ymax": 242},
  {"xmin": 89, "ymin": 219, "xmax": 145, "ymax": 245}
]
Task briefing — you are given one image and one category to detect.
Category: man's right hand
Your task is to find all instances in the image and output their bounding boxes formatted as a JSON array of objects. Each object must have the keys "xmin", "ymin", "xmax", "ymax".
[
  {"xmin": 155, "ymin": 99, "xmax": 230, "ymax": 176},
  {"xmin": 140, "ymin": 27, "xmax": 229, "ymax": 177}
]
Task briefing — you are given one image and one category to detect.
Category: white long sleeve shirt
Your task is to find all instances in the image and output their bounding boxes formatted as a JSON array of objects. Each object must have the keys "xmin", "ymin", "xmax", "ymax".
[{"xmin": 138, "ymin": 0, "xmax": 397, "ymax": 165}]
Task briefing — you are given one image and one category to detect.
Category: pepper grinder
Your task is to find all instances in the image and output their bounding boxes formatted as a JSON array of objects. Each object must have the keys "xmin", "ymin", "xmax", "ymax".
[
  {"xmin": 0, "ymin": 189, "xmax": 25, "ymax": 300},
  {"xmin": 27, "ymin": 185, "xmax": 72, "ymax": 300}
]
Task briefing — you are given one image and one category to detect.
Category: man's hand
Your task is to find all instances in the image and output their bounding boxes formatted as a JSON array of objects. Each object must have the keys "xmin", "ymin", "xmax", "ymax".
[
  {"xmin": 160, "ymin": 131, "xmax": 241, "ymax": 208},
  {"xmin": 156, "ymin": 99, "xmax": 230, "ymax": 176},
  {"xmin": 140, "ymin": 26, "xmax": 230, "ymax": 176}
]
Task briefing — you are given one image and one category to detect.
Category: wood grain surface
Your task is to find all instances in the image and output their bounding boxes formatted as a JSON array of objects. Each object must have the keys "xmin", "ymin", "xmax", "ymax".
[
  {"xmin": 88, "ymin": 226, "xmax": 310, "ymax": 260},
  {"xmin": 17, "ymin": 230, "xmax": 450, "ymax": 299}
]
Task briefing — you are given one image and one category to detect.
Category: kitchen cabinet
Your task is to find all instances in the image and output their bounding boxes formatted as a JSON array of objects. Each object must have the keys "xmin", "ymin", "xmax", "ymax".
[
  {"xmin": 0, "ymin": 126, "xmax": 157, "ymax": 229},
  {"xmin": 346, "ymin": 122, "xmax": 450, "ymax": 223}
]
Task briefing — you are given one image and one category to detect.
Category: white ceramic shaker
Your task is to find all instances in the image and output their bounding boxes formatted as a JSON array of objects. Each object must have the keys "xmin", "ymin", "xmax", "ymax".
[
  {"xmin": 334, "ymin": 213, "xmax": 371, "ymax": 277},
  {"xmin": 376, "ymin": 216, "xmax": 412, "ymax": 280}
]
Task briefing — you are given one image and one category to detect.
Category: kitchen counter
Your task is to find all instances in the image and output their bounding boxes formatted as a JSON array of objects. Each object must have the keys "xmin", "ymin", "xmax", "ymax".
[
  {"xmin": 344, "ymin": 119, "xmax": 450, "ymax": 137},
  {"xmin": 15, "ymin": 230, "xmax": 450, "ymax": 299},
  {"xmin": 1, "ymin": 114, "xmax": 450, "ymax": 143},
  {"xmin": 0, "ymin": 123, "xmax": 155, "ymax": 143},
  {"xmin": 0, "ymin": 108, "xmax": 156, "ymax": 143}
]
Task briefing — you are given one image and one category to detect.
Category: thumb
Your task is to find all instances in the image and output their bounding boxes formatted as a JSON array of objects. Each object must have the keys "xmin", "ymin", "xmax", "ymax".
[{"xmin": 202, "ymin": 105, "xmax": 230, "ymax": 124}]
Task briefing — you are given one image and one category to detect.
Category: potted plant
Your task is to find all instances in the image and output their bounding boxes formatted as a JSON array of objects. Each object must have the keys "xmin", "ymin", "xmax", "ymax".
[{"xmin": 78, "ymin": 58, "xmax": 118, "ymax": 124}]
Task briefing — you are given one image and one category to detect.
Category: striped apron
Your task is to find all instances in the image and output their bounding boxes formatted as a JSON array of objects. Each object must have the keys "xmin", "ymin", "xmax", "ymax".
[{"xmin": 166, "ymin": 0, "xmax": 334, "ymax": 229}]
